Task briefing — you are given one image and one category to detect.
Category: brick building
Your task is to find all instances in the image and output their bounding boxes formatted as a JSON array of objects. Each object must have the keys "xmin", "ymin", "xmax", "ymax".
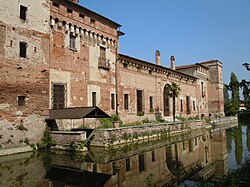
[
  {"xmin": 0, "ymin": 0, "xmax": 224, "ymax": 147},
  {"xmin": 0, "ymin": 0, "xmax": 50, "ymax": 147}
]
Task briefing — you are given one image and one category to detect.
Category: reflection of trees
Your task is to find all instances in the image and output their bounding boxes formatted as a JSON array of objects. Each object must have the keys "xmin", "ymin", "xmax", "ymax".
[
  {"xmin": 226, "ymin": 129, "xmax": 233, "ymax": 153},
  {"xmin": 234, "ymin": 126, "xmax": 243, "ymax": 165},
  {"xmin": 247, "ymin": 126, "xmax": 250, "ymax": 151}
]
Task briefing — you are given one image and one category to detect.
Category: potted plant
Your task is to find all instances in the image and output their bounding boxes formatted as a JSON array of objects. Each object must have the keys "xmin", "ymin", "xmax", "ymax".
[{"xmin": 112, "ymin": 114, "xmax": 120, "ymax": 128}]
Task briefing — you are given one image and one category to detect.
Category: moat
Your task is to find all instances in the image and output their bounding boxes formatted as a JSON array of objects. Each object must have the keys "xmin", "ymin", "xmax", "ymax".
[{"xmin": 0, "ymin": 121, "xmax": 247, "ymax": 187}]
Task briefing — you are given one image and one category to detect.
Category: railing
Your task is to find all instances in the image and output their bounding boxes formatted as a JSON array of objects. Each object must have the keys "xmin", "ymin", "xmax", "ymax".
[
  {"xmin": 211, "ymin": 116, "xmax": 238, "ymax": 124},
  {"xmin": 98, "ymin": 57, "xmax": 110, "ymax": 70}
]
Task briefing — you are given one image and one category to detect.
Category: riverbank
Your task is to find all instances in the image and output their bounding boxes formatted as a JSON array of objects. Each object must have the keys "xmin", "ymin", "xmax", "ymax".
[
  {"xmin": 0, "ymin": 116, "xmax": 238, "ymax": 156},
  {"xmin": 88, "ymin": 116, "xmax": 238, "ymax": 147}
]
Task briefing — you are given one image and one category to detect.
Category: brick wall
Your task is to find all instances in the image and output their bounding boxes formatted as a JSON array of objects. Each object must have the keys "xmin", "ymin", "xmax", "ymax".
[{"xmin": 0, "ymin": 0, "xmax": 50, "ymax": 148}]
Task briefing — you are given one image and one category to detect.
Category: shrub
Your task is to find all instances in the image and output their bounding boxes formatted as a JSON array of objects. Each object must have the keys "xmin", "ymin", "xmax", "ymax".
[
  {"xmin": 137, "ymin": 111, "xmax": 144, "ymax": 116},
  {"xmin": 37, "ymin": 126, "xmax": 56, "ymax": 149}
]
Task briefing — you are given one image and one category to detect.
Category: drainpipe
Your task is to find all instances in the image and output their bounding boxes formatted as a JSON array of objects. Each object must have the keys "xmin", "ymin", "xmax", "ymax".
[
  {"xmin": 115, "ymin": 44, "xmax": 119, "ymax": 115},
  {"xmin": 115, "ymin": 29, "xmax": 124, "ymax": 115}
]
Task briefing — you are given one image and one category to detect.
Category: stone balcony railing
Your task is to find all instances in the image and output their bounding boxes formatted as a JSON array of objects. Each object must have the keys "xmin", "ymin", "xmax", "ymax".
[{"xmin": 98, "ymin": 57, "xmax": 110, "ymax": 70}]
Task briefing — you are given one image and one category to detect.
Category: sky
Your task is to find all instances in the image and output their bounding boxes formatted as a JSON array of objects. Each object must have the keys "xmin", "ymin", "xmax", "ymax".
[{"xmin": 79, "ymin": 0, "xmax": 250, "ymax": 84}]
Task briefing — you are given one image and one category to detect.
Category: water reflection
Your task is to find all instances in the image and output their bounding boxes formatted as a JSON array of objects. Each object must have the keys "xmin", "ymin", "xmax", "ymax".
[
  {"xmin": 247, "ymin": 126, "xmax": 250, "ymax": 151},
  {"xmin": 0, "ymin": 126, "xmax": 242, "ymax": 187},
  {"xmin": 234, "ymin": 126, "xmax": 243, "ymax": 165}
]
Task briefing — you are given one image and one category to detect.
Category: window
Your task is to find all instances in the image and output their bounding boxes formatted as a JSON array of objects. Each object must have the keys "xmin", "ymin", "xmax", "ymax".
[
  {"xmin": 79, "ymin": 14, "xmax": 85, "ymax": 20},
  {"xmin": 149, "ymin": 96, "xmax": 153, "ymax": 112},
  {"xmin": 112, "ymin": 162, "xmax": 116, "ymax": 175},
  {"xmin": 19, "ymin": 42, "xmax": 27, "ymax": 58},
  {"xmin": 186, "ymin": 96, "xmax": 190, "ymax": 114},
  {"xmin": 111, "ymin": 93, "xmax": 115, "ymax": 110},
  {"xmin": 189, "ymin": 139, "xmax": 193, "ymax": 153},
  {"xmin": 151, "ymin": 151, "xmax": 155, "ymax": 162},
  {"xmin": 18, "ymin": 96, "xmax": 26, "ymax": 106},
  {"xmin": 193, "ymin": 101, "xmax": 196, "ymax": 111},
  {"xmin": 137, "ymin": 90, "xmax": 143, "ymax": 113},
  {"xmin": 20, "ymin": 5, "xmax": 27, "ymax": 21},
  {"xmin": 52, "ymin": 2, "xmax": 59, "ymax": 8},
  {"xmin": 182, "ymin": 141, "xmax": 186, "ymax": 150},
  {"xmin": 100, "ymin": 46, "xmax": 106, "ymax": 60},
  {"xmin": 125, "ymin": 158, "xmax": 131, "ymax": 172},
  {"xmin": 201, "ymin": 82, "xmax": 205, "ymax": 97},
  {"xmin": 124, "ymin": 94, "xmax": 129, "ymax": 110},
  {"xmin": 138, "ymin": 154, "xmax": 145, "ymax": 172},
  {"xmin": 69, "ymin": 34, "xmax": 76, "ymax": 49},
  {"xmin": 92, "ymin": 92, "xmax": 96, "ymax": 106},
  {"xmin": 180, "ymin": 99, "xmax": 183, "ymax": 112},
  {"xmin": 195, "ymin": 137, "xmax": 198, "ymax": 146},
  {"xmin": 123, "ymin": 63, "xmax": 128, "ymax": 68},
  {"xmin": 90, "ymin": 18, "xmax": 95, "ymax": 26},
  {"xmin": 67, "ymin": 8, "xmax": 72, "ymax": 14},
  {"xmin": 52, "ymin": 84, "xmax": 65, "ymax": 109},
  {"xmin": 99, "ymin": 47, "xmax": 109, "ymax": 68}
]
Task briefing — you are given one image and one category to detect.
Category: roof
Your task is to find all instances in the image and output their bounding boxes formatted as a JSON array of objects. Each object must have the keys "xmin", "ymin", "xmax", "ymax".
[
  {"xmin": 62, "ymin": 0, "xmax": 121, "ymax": 28},
  {"xmin": 176, "ymin": 63, "xmax": 209, "ymax": 70},
  {"xmin": 119, "ymin": 54, "xmax": 198, "ymax": 81},
  {"xmin": 49, "ymin": 106, "xmax": 110, "ymax": 119}
]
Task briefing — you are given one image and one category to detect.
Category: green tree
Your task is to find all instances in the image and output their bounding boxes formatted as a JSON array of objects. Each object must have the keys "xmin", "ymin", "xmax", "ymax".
[
  {"xmin": 164, "ymin": 83, "xmax": 181, "ymax": 122},
  {"xmin": 227, "ymin": 72, "xmax": 240, "ymax": 115},
  {"xmin": 239, "ymin": 79, "xmax": 250, "ymax": 110}
]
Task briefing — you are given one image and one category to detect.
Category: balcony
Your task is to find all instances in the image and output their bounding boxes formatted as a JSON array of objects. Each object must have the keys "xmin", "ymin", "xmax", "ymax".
[{"xmin": 98, "ymin": 57, "xmax": 110, "ymax": 70}]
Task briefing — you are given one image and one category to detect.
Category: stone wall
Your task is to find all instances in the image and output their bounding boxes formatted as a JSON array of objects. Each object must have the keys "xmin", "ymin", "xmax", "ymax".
[
  {"xmin": 90, "ymin": 120, "xmax": 205, "ymax": 147},
  {"xmin": 52, "ymin": 131, "xmax": 86, "ymax": 145}
]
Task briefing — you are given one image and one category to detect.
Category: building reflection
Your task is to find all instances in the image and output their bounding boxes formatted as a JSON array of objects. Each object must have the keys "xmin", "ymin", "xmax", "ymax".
[{"xmin": 47, "ymin": 129, "xmax": 228, "ymax": 187}]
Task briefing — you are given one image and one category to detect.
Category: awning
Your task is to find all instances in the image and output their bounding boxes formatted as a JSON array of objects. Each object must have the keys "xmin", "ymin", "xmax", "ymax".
[{"xmin": 49, "ymin": 106, "xmax": 110, "ymax": 119}]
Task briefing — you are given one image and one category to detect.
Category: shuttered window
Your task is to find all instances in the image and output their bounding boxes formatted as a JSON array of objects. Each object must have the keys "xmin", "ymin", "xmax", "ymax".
[
  {"xmin": 53, "ymin": 84, "xmax": 65, "ymax": 109},
  {"xmin": 124, "ymin": 94, "xmax": 129, "ymax": 110},
  {"xmin": 111, "ymin": 93, "xmax": 115, "ymax": 110},
  {"xmin": 139, "ymin": 154, "xmax": 145, "ymax": 172},
  {"xmin": 19, "ymin": 42, "xmax": 27, "ymax": 58},
  {"xmin": 137, "ymin": 90, "xmax": 143, "ymax": 112},
  {"xmin": 92, "ymin": 92, "xmax": 96, "ymax": 106},
  {"xmin": 186, "ymin": 96, "xmax": 191, "ymax": 114}
]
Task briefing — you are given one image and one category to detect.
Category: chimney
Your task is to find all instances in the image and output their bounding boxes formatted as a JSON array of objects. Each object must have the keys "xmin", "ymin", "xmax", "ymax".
[
  {"xmin": 70, "ymin": 0, "xmax": 79, "ymax": 3},
  {"xmin": 170, "ymin": 55, "xmax": 175, "ymax": 70},
  {"xmin": 155, "ymin": 50, "xmax": 161, "ymax": 66}
]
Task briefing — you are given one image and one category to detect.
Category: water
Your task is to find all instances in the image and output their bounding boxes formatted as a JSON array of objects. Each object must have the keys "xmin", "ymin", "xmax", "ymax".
[{"xmin": 0, "ymin": 122, "xmax": 248, "ymax": 187}]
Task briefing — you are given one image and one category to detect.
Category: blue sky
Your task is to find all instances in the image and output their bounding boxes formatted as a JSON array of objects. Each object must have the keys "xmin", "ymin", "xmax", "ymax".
[{"xmin": 79, "ymin": 0, "xmax": 250, "ymax": 84}]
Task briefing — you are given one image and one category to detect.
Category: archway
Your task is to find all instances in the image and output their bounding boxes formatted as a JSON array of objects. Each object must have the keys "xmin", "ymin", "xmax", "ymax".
[{"xmin": 163, "ymin": 84, "xmax": 170, "ymax": 116}]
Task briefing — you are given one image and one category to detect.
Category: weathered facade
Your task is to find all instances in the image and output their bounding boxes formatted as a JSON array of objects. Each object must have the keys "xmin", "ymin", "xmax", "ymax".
[
  {"xmin": 0, "ymin": 0, "xmax": 224, "ymax": 148},
  {"xmin": 118, "ymin": 53, "xmax": 224, "ymax": 123},
  {"xmin": 0, "ymin": 0, "xmax": 50, "ymax": 148}
]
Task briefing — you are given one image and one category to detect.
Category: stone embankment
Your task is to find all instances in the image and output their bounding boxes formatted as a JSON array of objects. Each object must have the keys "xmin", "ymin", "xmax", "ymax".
[
  {"xmin": 89, "ymin": 120, "xmax": 207, "ymax": 147},
  {"xmin": 89, "ymin": 116, "xmax": 238, "ymax": 147}
]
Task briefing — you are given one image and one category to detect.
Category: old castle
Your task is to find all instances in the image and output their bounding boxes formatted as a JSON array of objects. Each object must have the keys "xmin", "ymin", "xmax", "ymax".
[{"xmin": 0, "ymin": 0, "xmax": 224, "ymax": 147}]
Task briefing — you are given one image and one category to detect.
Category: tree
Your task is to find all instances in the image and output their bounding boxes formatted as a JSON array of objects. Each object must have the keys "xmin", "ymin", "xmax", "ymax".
[
  {"xmin": 164, "ymin": 83, "xmax": 181, "ymax": 122},
  {"xmin": 242, "ymin": 62, "xmax": 250, "ymax": 71},
  {"xmin": 239, "ymin": 79, "xmax": 250, "ymax": 110}
]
